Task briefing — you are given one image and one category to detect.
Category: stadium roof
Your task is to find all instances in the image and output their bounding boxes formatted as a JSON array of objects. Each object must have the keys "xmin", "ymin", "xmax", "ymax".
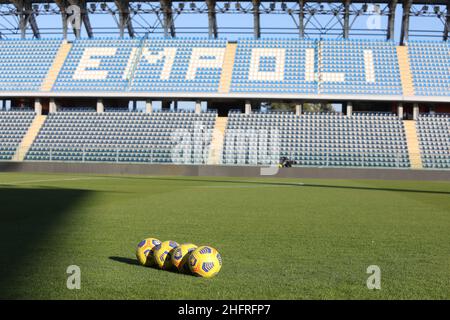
[{"xmin": 0, "ymin": 1, "xmax": 448, "ymax": 42}]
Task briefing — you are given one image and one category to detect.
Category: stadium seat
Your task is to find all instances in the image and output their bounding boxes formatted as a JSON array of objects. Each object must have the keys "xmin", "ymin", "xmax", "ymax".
[
  {"xmin": 130, "ymin": 38, "xmax": 227, "ymax": 93},
  {"xmin": 52, "ymin": 37, "xmax": 227, "ymax": 93},
  {"xmin": 408, "ymin": 41, "xmax": 450, "ymax": 97},
  {"xmin": 319, "ymin": 39, "xmax": 403, "ymax": 96},
  {"xmin": 0, "ymin": 109, "xmax": 36, "ymax": 160},
  {"xmin": 230, "ymin": 38, "xmax": 318, "ymax": 94},
  {"xmin": 52, "ymin": 38, "xmax": 140, "ymax": 92},
  {"xmin": 0, "ymin": 39, "xmax": 61, "ymax": 91},
  {"xmin": 25, "ymin": 110, "xmax": 216, "ymax": 164},
  {"xmin": 222, "ymin": 111, "xmax": 410, "ymax": 168},
  {"xmin": 44, "ymin": 37, "xmax": 449, "ymax": 98},
  {"xmin": 416, "ymin": 114, "xmax": 450, "ymax": 168}
]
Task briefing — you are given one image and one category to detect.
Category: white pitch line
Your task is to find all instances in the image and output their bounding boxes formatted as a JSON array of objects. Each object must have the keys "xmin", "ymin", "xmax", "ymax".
[
  {"xmin": 0, "ymin": 176, "xmax": 306, "ymax": 187},
  {"xmin": 0, "ymin": 177, "xmax": 104, "ymax": 185},
  {"xmin": 192, "ymin": 182, "xmax": 305, "ymax": 188},
  {"xmin": 192, "ymin": 185, "xmax": 275, "ymax": 188},
  {"xmin": 223, "ymin": 179, "xmax": 305, "ymax": 186}
]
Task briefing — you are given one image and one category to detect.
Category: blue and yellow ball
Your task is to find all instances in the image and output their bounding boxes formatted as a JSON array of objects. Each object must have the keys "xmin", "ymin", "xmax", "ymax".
[
  {"xmin": 136, "ymin": 238, "xmax": 161, "ymax": 267},
  {"xmin": 153, "ymin": 240, "xmax": 179, "ymax": 269},
  {"xmin": 171, "ymin": 243, "xmax": 198, "ymax": 273},
  {"xmin": 189, "ymin": 246, "xmax": 222, "ymax": 278}
]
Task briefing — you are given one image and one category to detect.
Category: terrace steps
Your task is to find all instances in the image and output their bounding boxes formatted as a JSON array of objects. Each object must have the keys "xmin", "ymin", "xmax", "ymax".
[
  {"xmin": 396, "ymin": 46, "xmax": 415, "ymax": 96},
  {"xmin": 403, "ymin": 120, "xmax": 423, "ymax": 169},
  {"xmin": 208, "ymin": 117, "xmax": 228, "ymax": 165},
  {"xmin": 41, "ymin": 42, "xmax": 72, "ymax": 92},
  {"xmin": 12, "ymin": 115, "xmax": 47, "ymax": 161},
  {"xmin": 218, "ymin": 43, "xmax": 237, "ymax": 94}
]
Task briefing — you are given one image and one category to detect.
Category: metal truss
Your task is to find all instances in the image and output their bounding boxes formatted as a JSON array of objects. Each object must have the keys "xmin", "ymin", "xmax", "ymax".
[{"xmin": 0, "ymin": 1, "xmax": 447, "ymax": 43}]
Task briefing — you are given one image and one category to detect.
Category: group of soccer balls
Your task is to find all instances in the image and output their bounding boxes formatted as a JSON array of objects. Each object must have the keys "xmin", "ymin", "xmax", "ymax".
[{"xmin": 136, "ymin": 237, "xmax": 222, "ymax": 278}]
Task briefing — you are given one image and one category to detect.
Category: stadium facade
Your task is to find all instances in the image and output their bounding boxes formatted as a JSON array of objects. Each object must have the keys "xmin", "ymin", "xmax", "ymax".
[{"xmin": 0, "ymin": 1, "xmax": 448, "ymax": 173}]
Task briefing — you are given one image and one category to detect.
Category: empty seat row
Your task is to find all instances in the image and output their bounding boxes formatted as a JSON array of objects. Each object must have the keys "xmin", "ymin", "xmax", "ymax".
[
  {"xmin": 222, "ymin": 111, "xmax": 410, "ymax": 168},
  {"xmin": 25, "ymin": 111, "xmax": 216, "ymax": 164},
  {"xmin": 416, "ymin": 114, "xmax": 450, "ymax": 169},
  {"xmin": 0, "ymin": 110, "xmax": 35, "ymax": 160}
]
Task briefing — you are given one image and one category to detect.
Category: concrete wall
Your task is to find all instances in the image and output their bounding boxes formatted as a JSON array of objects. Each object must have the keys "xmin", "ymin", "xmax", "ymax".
[{"xmin": 0, "ymin": 161, "xmax": 449, "ymax": 181}]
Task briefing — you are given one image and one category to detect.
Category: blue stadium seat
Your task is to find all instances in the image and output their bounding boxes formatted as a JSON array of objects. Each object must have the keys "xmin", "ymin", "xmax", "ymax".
[
  {"xmin": 230, "ymin": 39, "xmax": 318, "ymax": 94},
  {"xmin": 408, "ymin": 41, "xmax": 450, "ymax": 97},
  {"xmin": 53, "ymin": 38, "xmax": 140, "ymax": 92},
  {"xmin": 319, "ymin": 39, "xmax": 402, "ymax": 96},
  {"xmin": 130, "ymin": 38, "xmax": 227, "ymax": 93},
  {"xmin": 0, "ymin": 39, "xmax": 61, "ymax": 91}
]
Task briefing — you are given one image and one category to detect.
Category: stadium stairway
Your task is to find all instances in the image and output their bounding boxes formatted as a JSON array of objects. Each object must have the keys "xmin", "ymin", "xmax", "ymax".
[
  {"xmin": 403, "ymin": 120, "xmax": 423, "ymax": 169},
  {"xmin": 208, "ymin": 117, "xmax": 228, "ymax": 165},
  {"xmin": 12, "ymin": 115, "xmax": 47, "ymax": 161},
  {"xmin": 218, "ymin": 43, "xmax": 237, "ymax": 94},
  {"xmin": 40, "ymin": 42, "xmax": 72, "ymax": 91},
  {"xmin": 396, "ymin": 46, "xmax": 415, "ymax": 96}
]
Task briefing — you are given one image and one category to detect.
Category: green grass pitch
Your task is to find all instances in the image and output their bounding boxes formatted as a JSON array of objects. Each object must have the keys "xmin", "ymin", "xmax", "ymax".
[{"xmin": 0, "ymin": 172, "xmax": 449, "ymax": 299}]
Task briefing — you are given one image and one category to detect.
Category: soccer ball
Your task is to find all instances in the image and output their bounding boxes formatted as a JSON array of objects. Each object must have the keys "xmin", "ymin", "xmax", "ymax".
[
  {"xmin": 189, "ymin": 246, "xmax": 222, "ymax": 278},
  {"xmin": 153, "ymin": 240, "xmax": 179, "ymax": 269},
  {"xmin": 171, "ymin": 243, "xmax": 198, "ymax": 273},
  {"xmin": 136, "ymin": 238, "xmax": 161, "ymax": 267}
]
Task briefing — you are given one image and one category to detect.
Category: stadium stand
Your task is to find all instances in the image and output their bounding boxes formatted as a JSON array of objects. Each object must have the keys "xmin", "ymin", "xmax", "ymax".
[
  {"xmin": 25, "ymin": 111, "xmax": 216, "ymax": 164},
  {"xmin": 41, "ymin": 42, "xmax": 73, "ymax": 92},
  {"xmin": 223, "ymin": 111, "xmax": 410, "ymax": 168},
  {"xmin": 0, "ymin": 38, "xmax": 446, "ymax": 99},
  {"xmin": 230, "ymin": 39, "xmax": 318, "ymax": 94},
  {"xmin": 408, "ymin": 41, "xmax": 450, "ymax": 97},
  {"xmin": 416, "ymin": 114, "xmax": 450, "ymax": 169},
  {"xmin": 319, "ymin": 39, "xmax": 402, "ymax": 95},
  {"xmin": 0, "ymin": 39, "xmax": 61, "ymax": 91},
  {"xmin": 0, "ymin": 38, "xmax": 448, "ymax": 172},
  {"xmin": 0, "ymin": 110, "xmax": 36, "ymax": 160},
  {"xmin": 51, "ymin": 38, "xmax": 229, "ymax": 93},
  {"xmin": 130, "ymin": 38, "xmax": 227, "ymax": 93},
  {"xmin": 52, "ymin": 38, "xmax": 140, "ymax": 92}
]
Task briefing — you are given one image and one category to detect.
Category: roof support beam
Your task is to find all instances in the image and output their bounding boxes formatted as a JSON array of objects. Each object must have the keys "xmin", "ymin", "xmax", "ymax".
[
  {"xmin": 14, "ymin": 0, "xmax": 27, "ymax": 39},
  {"xmin": 298, "ymin": 0, "xmax": 305, "ymax": 38},
  {"xmin": 54, "ymin": 0, "xmax": 69, "ymax": 39},
  {"xmin": 343, "ymin": 0, "xmax": 350, "ymax": 39},
  {"xmin": 206, "ymin": 0, "xmax": 218, "ymax": 39},
  {"xmin": 400, "ymin": 0, "xmax": 412, "ymax": 45},
  {"xmin": 444, "ymin": 2, "xmax": 449, "ymax": 41},
  {"xmin": 160, "ymin": 0, "xmax": 175, "ymax": 38},
  {"xmin": 11, "ymin": 0, "xmax": 40, "ymax": 39},
  {"xmin": 387, "ymin": 0, "xmax": 397, "ymax": 40},
  {"xmin": 26, "ymin": 1, "xmax": 40, "ymax": 39},
  {"xmin": 79, "ymin": 1, "xmax": 93, "ymax": 38},
  {"xmin": 252, "ymin": 0, "xmax": 261, "ymax": 39},
  {"xmin": 115, "ymin": 0, "xmax": 134, "ymax": 38}
]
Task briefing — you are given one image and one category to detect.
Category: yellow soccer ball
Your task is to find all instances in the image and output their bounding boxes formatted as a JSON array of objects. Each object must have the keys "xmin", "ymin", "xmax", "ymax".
[
  {"xmin": 171, "ymin": 243, "xmax": 198, "ymax": 273},
  {"xmin": 189, "ymin": 246, "xmax": 222, "ymax": 278},
  {"xmin": 136, "ymin": 238, "xmax": 161, "ymax": 267},
  {"xmin": 153, "ymin": 240, "xmax": 179, "ymax": 269}
]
